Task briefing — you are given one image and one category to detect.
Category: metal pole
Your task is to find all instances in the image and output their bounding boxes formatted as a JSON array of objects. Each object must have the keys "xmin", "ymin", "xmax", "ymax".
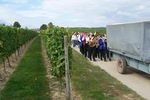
[{"xmin": 64, "ymin": 36, "xmax": 71, "ymax": 100}]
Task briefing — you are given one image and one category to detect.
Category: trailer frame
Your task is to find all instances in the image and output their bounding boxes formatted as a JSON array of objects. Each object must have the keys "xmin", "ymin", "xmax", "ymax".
[{"xmin": 110, "ymin": 49, "xmax": 150, "ymax": 74}]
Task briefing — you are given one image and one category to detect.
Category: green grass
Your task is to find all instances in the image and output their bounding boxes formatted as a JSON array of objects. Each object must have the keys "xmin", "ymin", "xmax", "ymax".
[
  {"xmin": 67, "ymin": 27, "xmax": 106, "ymax": 34},
  {"xmin": 0, "ymin": 37, "xmax": 50, "ymax": 100},
  {"xmin": 71, "ymin": 50, "xmax": 144, "ymax": 100}
]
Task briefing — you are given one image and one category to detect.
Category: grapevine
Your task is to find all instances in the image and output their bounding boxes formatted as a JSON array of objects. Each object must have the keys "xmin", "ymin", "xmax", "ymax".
[
  {"xmin": 41, "ymin": 26, "xmax": 71, "ymax": 78},
  {"xmin": 0, "ymin": 26, "xmax": 37, "ymax": 68}
]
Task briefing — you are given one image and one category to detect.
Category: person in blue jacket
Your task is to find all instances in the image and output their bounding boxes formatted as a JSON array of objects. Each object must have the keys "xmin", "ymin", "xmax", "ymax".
[
  {"xmin": 79, "ymin": 34, "xmax": 84, "ymax": 55},
  {"xmin": 99, "ymin": 36, "xmax": 106, "ymax": 61}
]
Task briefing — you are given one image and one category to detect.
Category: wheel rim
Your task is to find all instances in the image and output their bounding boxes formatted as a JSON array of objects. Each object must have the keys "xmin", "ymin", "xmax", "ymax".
[{"xmin": 117, "ymin": 60, "xmax": 123, "ymax": 71}]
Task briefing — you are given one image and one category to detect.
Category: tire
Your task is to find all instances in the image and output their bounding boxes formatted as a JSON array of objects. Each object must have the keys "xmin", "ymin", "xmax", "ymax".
[{"xmin": 117, "ymin": 58, "xmax": 127, "ymax": 74}]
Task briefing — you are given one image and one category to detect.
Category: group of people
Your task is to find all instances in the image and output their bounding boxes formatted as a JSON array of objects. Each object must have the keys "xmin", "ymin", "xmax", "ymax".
[{"xmin": 71, "ymin": 32, "xmax": 111, "ymax": 62}]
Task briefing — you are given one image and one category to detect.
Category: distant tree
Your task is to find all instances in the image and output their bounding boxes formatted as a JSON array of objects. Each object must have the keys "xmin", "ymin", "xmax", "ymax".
[
  {"xmin": 40, "ymin": 24, "xmax": 47, "ymax": 30},
  {"xmin": 48, "ymin": 22, "xmax": 54, "ymax": 29},
  {"xmin": 0, "ymin": 23, "xmax": 5, "ymax": 26},
  {"xmin": 13, "ymin": 21, "xmax": 21, "ymax": 28},
  {"xmin": 0, "ymin": 20, "xmax": 5, "ymax": 26},
  {"xmin": 25, "ymin": 26, "xmax": 28, "ymax": 29}
]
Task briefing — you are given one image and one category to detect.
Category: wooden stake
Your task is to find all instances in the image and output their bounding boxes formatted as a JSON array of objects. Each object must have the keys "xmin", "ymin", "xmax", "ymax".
[
  {"xmin": 64, "ymin": 36, "xmax": 72, "ymax": 100},
  {"xmin": 2, "ymin": 58, "xmax": 7, "ymax": 73}
]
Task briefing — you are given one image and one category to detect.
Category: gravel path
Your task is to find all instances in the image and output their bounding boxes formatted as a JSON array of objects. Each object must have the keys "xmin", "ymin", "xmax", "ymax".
[{"xmin": 73, "ymin": 46, "xmax": 150, "ymax": 100}]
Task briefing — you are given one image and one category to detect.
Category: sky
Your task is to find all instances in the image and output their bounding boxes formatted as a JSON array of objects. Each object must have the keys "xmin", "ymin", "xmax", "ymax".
[{"xmin": 0, "ymin": 0, "xmax": 150, "ymax": 28}]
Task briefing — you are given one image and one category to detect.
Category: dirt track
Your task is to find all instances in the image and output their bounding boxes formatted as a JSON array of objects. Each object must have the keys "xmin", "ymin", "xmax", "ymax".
[{"xmin": 74, "ymin": 47, "xmax": 150, "ymax": 100}]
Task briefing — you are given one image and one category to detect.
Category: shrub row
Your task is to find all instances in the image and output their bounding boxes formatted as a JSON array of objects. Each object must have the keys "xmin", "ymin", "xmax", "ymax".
[
  {"xmin": 41, "ymin": 26, "xmax": 71, "ymax": 78},
  {"xmin": 0, "ymin": 26, "xmax": 37, "ymax": 64}
]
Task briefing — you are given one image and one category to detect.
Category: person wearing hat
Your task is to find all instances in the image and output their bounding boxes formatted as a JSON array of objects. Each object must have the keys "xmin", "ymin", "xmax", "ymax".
[
  {"xmin": 88, "ymin": 34, "xmax": 97, "ymax": 61},
  {"xmin": 94, "ymin": 32, "xmax": 99, "ymax": 58}
]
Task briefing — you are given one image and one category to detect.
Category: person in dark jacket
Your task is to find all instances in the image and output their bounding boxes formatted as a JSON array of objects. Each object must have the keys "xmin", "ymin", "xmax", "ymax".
[
  {"xmin": 83, "ymin": 33, "xmax": 88, "ymax": 57},
  {"xmin": 79, "ymin": 33, "xmax": 84, "ymax": 55},
  {"xmin": 104, "ymin": 39, "xmax": 111, "ymax": 61},
  {"xmin": 99, "ymin": 36, "xmax": 106, "ymax": 61},
  {"xmin": 84, "ymin": 33, "xmax": 90, "ymax": 58},
  {"xmin": 88, "ymin": 35, "xmax": 97, "ymax": 61}
]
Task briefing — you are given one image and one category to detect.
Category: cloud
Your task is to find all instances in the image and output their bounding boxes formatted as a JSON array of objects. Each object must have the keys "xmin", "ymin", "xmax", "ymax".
[
  {"xmin": 0, "ymin": 0, "xmax": 150, "ymax": 28},
  {"xmin": 0, "ymin": 5, "xmax": 17, "ymax": 24},
  {"xmin": 1, "ymin": 0, "xmax": 28, "ymax": 4}
]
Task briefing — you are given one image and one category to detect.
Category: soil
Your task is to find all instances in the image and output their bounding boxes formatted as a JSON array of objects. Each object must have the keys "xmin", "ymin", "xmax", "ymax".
[{"xmin": 41, "ymin": 40, "xmax": 65, "ymax": 100}]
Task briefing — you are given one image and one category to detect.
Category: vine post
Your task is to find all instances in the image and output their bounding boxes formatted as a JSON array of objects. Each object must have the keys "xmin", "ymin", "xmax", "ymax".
[{"xmin": 64, "ymin": 36, "xmax": 72, "ymax": 100}]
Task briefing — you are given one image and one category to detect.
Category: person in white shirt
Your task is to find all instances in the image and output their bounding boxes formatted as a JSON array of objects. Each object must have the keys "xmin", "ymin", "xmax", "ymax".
[{"xmin": 71, "ymin": 32, "xmax": 78, "ymax": 47}]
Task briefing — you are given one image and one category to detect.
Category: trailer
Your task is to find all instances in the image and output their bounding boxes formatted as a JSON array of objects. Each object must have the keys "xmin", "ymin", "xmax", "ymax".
[{"xmin": 107, "ymin": 21, "xmax": 150, "ymax": 74}]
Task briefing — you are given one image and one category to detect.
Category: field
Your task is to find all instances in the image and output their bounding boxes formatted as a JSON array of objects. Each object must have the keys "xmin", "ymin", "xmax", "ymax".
[
  {"xmin": 67, "ymin": 27, "xmax": 106, "ymax": 34},
  {"xmin": 0, "ymin": 25, "xmax": 144, "ymax": 100}
]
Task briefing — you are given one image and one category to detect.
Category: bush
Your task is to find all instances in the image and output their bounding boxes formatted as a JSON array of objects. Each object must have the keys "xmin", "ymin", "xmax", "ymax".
[{"xmin": 42, "ymin": 26, "xmax": 71, "ymax": 78}]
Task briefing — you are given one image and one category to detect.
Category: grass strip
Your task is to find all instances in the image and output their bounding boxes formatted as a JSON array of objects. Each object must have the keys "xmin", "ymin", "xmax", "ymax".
[
  {"xmin": 71, "ymin": 49, "xmax": 143, "ymax": 100},
  {"xmin": 0, "ymin": 37, "xmax": 50, "ymax": 100}
]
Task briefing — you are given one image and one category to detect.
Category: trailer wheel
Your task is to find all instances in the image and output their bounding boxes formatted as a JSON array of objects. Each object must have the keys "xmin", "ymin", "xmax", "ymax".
[{"xmin": 117, "ymin": 58, "xmax": 127, "ymax": 74}]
